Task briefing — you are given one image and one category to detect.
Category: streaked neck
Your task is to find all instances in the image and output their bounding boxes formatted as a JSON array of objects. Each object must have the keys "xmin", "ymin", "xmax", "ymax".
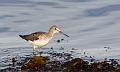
[{"xmin": 47, "ymin": 29, "xmax": 55, "ymax": 37}]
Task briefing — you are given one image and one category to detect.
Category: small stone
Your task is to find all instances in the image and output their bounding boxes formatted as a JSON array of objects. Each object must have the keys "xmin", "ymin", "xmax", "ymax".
[
  {"xmin": 57, "ymin": 40, "xmax": 60, "ymax": 43},
  {"xmin": 61, "ymin": 39, "xmax": 64, "ymax": 41}
]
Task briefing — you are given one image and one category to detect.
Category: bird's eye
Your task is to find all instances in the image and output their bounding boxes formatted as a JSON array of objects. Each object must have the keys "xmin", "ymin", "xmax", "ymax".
[{"xmin": 55, "ymin": 28, "xmax": 57, "ymax": 30}]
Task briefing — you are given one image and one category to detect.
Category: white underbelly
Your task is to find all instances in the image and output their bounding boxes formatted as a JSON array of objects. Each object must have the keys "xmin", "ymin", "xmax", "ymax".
[{"xmin": 28, "ymin": 40, "xmax": 49, "ymax": 47}]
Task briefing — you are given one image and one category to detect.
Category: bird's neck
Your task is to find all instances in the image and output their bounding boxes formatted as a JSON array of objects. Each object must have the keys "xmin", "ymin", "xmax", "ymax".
[{"xmin": 47, "ymin": 29, "xmax": 55, "ymax": 37}]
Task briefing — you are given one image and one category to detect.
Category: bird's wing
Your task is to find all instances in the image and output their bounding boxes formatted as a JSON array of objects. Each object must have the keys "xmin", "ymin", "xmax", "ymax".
[{"xmin": 22, "ymin": 32, "xmax": 46, "ymax": 41}]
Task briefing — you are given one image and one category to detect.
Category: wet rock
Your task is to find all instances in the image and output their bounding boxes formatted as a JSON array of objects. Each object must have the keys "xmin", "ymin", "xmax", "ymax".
[
  {"xmin": 115, "ymin": 65, "xmax": 120, "ymax": 71},
  {"xmin": 57, "ymin": 40, "xmax": 61, "ymax": 43},
  {"xmin": 1, "ymin": 51, "xmax": 120, "ymax": 72},
  {"xmin": 59, "ymin": 46, "xmax": 64, "ymax": 50},
  {"xmin": 21, "ymin": 56, "xmax": 47, "ymax": 70},
  {"xmin": 72, "ymin": 48, "xmax": 77, "ymax": 50},
  {"xmin": 45, "ymin": 61, "xmax": 63, "ymax": 71},
  {"xmin": 12, "ymin": 58, "xmax": 16, "ymax": 67},
  {"xmin": 61, "ymin": 39, "xmax": 64, "ymax": 41},
  {"xmin": 90, "ymin": 61, "xmax": 115, "ymax": 72},
  {"xmin": 64, "ymin": 58, "xmax": 89, "ymax": 72},
  {"xmin": 56, "ymin": 38, "xmax": 65, "ymax": 43}
]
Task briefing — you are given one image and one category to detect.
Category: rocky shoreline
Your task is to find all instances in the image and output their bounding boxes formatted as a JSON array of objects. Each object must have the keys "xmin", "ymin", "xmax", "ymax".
[{"xmin": 0, "ymin": 51, "xmax": 120, "ymax": 72}]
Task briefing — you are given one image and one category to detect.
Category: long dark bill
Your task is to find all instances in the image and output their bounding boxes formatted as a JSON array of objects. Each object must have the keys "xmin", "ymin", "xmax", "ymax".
[{"xmin": 59, "ymin": 31, "xmax": 69, "ymax": 37}]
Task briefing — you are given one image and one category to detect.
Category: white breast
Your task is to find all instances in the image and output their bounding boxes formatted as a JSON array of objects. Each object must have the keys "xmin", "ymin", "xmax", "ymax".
[{"xmin": 28, "ymin": 39, "xmax": 49, "ymax": 47}]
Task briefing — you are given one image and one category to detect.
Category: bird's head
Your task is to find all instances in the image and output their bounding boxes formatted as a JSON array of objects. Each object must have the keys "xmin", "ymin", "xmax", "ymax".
[{"xmin": 49, "ymin": 25, "xmax": 69, "ymax": 37}]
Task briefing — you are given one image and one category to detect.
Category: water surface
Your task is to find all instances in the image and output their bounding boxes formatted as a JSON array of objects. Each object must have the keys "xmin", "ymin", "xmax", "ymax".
[{"xmin": 0, "ymin": 0, "xmax": 120, "ymax": 69}]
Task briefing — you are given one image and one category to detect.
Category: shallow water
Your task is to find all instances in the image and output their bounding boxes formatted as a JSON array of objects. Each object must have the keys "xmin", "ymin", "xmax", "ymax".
[{"xmin": 0, "ymin": 0, "xmax": 120, "ymax": 69}]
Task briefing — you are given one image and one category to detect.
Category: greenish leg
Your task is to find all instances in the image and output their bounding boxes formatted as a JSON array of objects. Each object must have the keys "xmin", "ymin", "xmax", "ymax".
[
  {"xmin": 32, "ymin": 46, "xmax": 35, "ymax": 55},
  {"xmin": 38, "ymin": 47, "xmax": 42, "ymax": 56}
]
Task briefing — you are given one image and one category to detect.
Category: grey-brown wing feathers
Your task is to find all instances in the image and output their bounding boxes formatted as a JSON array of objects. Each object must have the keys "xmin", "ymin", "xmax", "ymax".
[{"xmin": 19, "ymin": 32, "xmax": 46, "ymax": 41}]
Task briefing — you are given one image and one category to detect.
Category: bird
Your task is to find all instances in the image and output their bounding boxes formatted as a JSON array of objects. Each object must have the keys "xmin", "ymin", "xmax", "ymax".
[{"xmin": 19, "ymin": 25, "xmax": 69, "ymax": 55}]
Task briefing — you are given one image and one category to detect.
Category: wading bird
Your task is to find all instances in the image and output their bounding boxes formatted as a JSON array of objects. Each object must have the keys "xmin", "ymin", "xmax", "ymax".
[{"xmin": 19, "ymin": 25, "xmax": 69, "ymax": 55}]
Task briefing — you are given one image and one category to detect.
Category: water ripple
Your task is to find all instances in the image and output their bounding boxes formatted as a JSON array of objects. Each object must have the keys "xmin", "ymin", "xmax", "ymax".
[
  {"xmin": 80, "ymin": 22, "xmax": 115, "ymax": 33},
  {"xmin": 19, "ymin": 12, "xmax": 32, "ymax": 15},
  {"xmin": 0, "ymin": 27, "xmax": 10, "ymax": 33},
  {"xmin": 0, "ymin": 15, "xmax": 15, "ymax": 19},
  {"xmin": 35, "ymin": 2, "xmax": 59, "ymax": 6},
  {"xmin": 0, "ymin": 0, "xmax": 29, "ymax": 4},
  {"xmin": 85, "ymin": 4, "xmax": 120, "ymax": 17},
  {"xmin": 14, "ymin": 19, "xmax": 31, "ymax": 23},
  {"xmin": 59, "ymin": 0, "xmax": 94, "ymax": 2}
]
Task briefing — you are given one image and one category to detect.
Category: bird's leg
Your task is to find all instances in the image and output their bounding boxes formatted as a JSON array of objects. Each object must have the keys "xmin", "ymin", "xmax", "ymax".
[
  {"xmin": 38, "ymin": 47, "xmax": 42, "ymax": 56},
  {"xmin": 32, "ymin": 45, "xmax": 36, "ymax": 55}
]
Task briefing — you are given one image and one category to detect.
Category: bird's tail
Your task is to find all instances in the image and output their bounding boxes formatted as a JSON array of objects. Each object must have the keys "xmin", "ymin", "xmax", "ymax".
[
  {"xmin": 19, "ymin": 35, "xmax": 29, "ymax": 41},
  {"xmin": 19, "ymin": 35, "xmax": 26, "ymax": 39}
]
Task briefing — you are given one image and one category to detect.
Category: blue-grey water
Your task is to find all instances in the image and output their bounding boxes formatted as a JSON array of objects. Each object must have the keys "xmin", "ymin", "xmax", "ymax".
[{"xmin": 0, "ymin": 0, "xmax": 120, "ymax": 69}]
